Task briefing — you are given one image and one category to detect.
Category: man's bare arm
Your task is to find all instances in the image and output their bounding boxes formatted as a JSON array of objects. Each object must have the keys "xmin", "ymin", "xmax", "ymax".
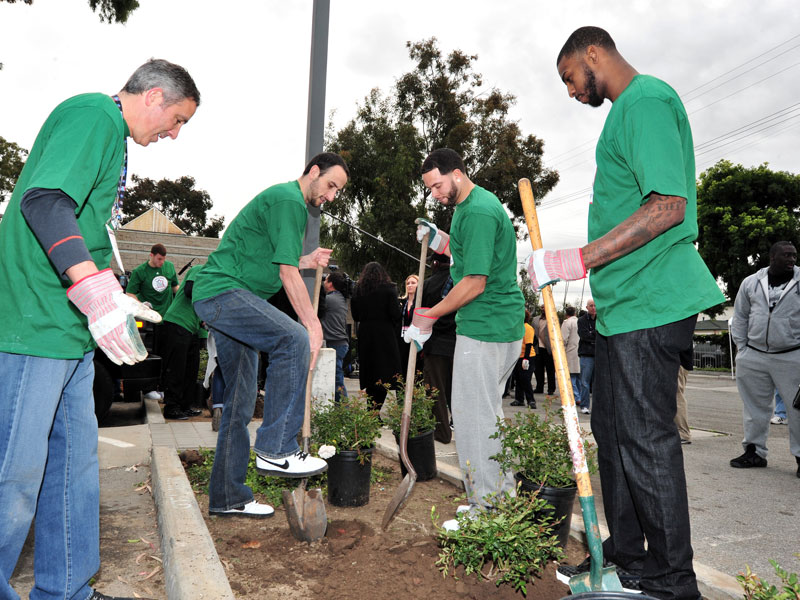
[{"xmin": 581, "ymin": 193, "xmax": 686, "ymax": 269}]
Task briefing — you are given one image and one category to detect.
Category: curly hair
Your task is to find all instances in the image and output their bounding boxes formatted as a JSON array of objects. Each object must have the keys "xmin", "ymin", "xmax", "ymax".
[{"xmin": 354, "ymin": 262, "xmax": 394, "ymax": 297}]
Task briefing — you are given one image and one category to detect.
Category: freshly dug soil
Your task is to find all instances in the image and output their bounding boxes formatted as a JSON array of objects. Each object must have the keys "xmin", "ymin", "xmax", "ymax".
[{"xmin": 192, "ymin": 453, "xmax": 583, "ymax": 599}]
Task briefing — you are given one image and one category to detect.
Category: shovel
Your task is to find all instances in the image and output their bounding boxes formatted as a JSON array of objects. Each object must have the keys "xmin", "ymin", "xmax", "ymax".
[
  {"xmin": 282, "ymin": 265, "xmax": 328, "ymax": 542},
  {"xmin": 518, "ymin": 178, "xmax": 622, "ymax": 593},
  {"xmin": 381, "ymin": 236, "xmax": 429, "ymax": 529}
]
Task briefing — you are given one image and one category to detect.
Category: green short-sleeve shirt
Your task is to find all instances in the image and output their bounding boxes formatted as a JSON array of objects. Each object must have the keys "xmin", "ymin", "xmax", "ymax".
[
  {"xmin": 192, "ymin": 181, "xmax": 307, "ymax": 302},
  {"xmin": 450, "ymin": 185, "xmax": 524, "ymax": 342},
  {"xmin": 0, "ymin": 93, "xmax": 128, "ymax": 358},
  {"xmin": 163, "ymin": 265, "xmax": 203, "ymax": 334},
  {"xmin": 590, "ymin": 75, "xmax": 724, "ymax": 336},
  {"xmin": 126, "ymin": 260, "xmax": 178, "ymax": 317}
]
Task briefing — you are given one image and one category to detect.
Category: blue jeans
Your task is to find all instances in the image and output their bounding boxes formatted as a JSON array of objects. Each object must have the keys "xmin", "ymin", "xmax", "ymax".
[
  {"xmin": 592, "ymin": 315, "xmax": 699, "ymax": 600},
  {"xmin": 328, "ymin": 342, "xmax": 349, "ymax": 402},
  {"xmin": 570, "ymin": 372, "xmax": 583, "ymax": 404},
  {"xmin": 578, "ymin": 355, "xmax": 594, "ymax": 409},
  {"xmin": 194, "ymin": 289, "xmax": 309, "ymax": 511},
  {"xmin": 0, "ymin": 351, "xmax": 99, "ymax": 600},
  {"xmin": 774, "ymin": 390, "xmax": 787, "ymax": 419}
]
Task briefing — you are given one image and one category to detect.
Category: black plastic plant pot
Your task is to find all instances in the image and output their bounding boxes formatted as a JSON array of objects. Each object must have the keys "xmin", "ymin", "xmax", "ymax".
[
  {"xmin": 395, "ymin": 429, "xmax": 437, "ymax": 481},
  {"xmin": 326, "ymin": 447, "xmax": 373, "ymax": 507},
  {"xmin": 516, "ymin": 473, "xmax": 577, "ymax": 549}
]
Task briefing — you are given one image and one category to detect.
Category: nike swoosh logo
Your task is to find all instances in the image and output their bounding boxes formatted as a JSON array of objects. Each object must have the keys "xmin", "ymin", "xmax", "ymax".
[{"xmin": 261, "ymin": 458, "xmax": 289, "ymax": 469}]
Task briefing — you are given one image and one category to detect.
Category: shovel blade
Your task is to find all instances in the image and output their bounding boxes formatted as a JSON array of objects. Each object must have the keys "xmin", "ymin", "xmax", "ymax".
[
  {"xmin": 568, "ymin": 566, "xmax": 624, "ymax": 594},
  {"xmin": 283, "ymin": 486, "xmax": 328, "ymax": 542},
  {"xmin": 381, "ymin": 473, "xmax": 416, "ymax": 530}
]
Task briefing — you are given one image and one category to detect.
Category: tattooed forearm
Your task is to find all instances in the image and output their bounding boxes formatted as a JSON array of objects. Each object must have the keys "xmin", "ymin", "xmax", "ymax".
[{"xmin": 581, "ymin": 194, "xmax": 686, "ymax": 269}]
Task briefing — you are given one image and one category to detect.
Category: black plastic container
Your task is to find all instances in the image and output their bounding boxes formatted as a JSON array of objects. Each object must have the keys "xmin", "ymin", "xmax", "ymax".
[
  {"xmin": 326, "ymin": 447, "xmax": 373, "ymax": 507},
  {"xmin": 564, "ymin": 592, "xmax": 658, "ymax": 600},
  {"xmin": 395, "ymin": 429, "xmax": 438, "ymax": 481},
  {"xmin": 516, "ymin": 474, "xmax": 577, "ymax": 549}
]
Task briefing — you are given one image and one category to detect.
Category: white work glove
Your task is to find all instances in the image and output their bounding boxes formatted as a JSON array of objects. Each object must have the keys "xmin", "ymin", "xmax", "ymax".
[
  {"xmin": 67, "ymin": 268, "xmax": 162, "ymax": 366},
  {"xmin": 522, "ymin": 359, "xmax": 530, "ymax": 371},
  {"xmin": 403, "ymin": 308, "xmax": 438, "ymax": 351},
  {"xmin": 415, "ymin": 218, "xmax": 450, "ymax": 254},
  {"xmin": 526, "ymin": 248, "xmax": 586, "ymax": 290}
]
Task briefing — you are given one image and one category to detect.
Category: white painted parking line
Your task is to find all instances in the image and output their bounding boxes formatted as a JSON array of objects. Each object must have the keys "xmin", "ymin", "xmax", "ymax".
[{"xmin": 98, "ymin": 435, "xmax": 135, "ymax": 448}]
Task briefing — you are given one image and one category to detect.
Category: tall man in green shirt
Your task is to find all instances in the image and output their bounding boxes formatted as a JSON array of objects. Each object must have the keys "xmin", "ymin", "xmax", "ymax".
[
  {"xmin": 406, "ymin": 148, "xmax": 524, "ymax": 532},
  {"xmin": 526, "ymin": 27, "xmax": 724, "ymax": 600},
  {"xmin": 193, "ymin": 153, "xmax": 348, "ymax": 519},
  {"xmin": 0, "ymin": 59, "xmax": 199, "ymax": 600}
]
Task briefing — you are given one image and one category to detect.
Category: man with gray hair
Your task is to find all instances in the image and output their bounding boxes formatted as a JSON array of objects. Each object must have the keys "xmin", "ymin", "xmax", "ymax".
[
  {"xmin": 0, "ymin": 59, "xmax": 199, "ymax": 600},
  {"xmin": 730, "ymin": 241, "xmax": 800, "ymax": 477}
]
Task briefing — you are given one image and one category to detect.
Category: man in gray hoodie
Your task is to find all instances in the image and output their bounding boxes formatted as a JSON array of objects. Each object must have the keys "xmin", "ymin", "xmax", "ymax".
[{"xmin": 730, "ymin": 241, "xmax": 800, "ymax": 478}]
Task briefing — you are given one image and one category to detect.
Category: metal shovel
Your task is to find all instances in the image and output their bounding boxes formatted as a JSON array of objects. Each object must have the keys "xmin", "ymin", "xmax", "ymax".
[
  {"xmin": 382, "ymin": 236, "xmax": 429, "ymax": 529},
  {"xmin": 283, "ymin": 265, "xmax": 328, "ymax": 542},
  {"xmin": 519, "ymin": 178, "xmax": 622, "ymax": 593}
]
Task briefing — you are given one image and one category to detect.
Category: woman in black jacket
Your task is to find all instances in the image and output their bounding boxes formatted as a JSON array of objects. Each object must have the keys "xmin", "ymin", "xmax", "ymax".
[{"xmin": 351, "ymin": 262, "xmax": 402, "ymax": 410}]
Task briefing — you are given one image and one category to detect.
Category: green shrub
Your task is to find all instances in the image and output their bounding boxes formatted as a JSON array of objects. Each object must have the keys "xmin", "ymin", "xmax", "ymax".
[
  {"xmin": 738, "ymin": 560, "xmax": 800, "ymax": 600},
  {"xmin": 311, "ymin": 393, "xmax": 382, "ymax": 456},
  {"xmin": 382, "ymin": 377, "xmax": 438, "ymax": 438}
]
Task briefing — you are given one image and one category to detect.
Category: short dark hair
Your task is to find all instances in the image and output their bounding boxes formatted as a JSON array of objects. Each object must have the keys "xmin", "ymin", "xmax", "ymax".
[
  {"xmin": 122, "ymin": 58, "xmax": 201, "ymax": 107},
  {"xmin": 557, "ymin": 26, "xmax": 617, "ymax": 65},
  {"xmin": 421, "ymin": 148, "xmax": 466, "ymax": 176},
  {"xmin": 565, "ymin": 305, "xmax": 576, "ymax": 317},
  {"xmin": 770, "ymin": 240, "xmax": 796, "ymax": 258},
  {"xmin": 326, "ymin": 271, "xmax": 349, "ymax": 297},
  {"xmin": 150, "ymin": 243, "xmax": 167, "ymax": 256},
  {"xmin": 303, "ymin": 152, "xmax": 350, "ymax": 177}
]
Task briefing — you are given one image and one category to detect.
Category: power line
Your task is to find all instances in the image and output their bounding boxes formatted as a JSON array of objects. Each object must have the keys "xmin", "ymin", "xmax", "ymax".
[{"xmin": 321, "ymin": 210, "xmax": 423, "ymax": 264}]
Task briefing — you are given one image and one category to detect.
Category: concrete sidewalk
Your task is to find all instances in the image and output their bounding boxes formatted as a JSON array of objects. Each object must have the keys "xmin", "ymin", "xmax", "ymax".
[{"xmin": 136, "ymin": 372, "xmax": 768, "ymax": 600}]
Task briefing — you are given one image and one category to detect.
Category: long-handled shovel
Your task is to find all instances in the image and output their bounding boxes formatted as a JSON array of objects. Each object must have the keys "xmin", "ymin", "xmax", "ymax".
[
  {"xmin": 283, "ymin": 265, "xmax": 328, "ymax": 542},
  {"xmin": 519, "ymin": 178, "xmax": 622, "ymax": 593},
  {"xmin": 381, "ymin": 236, "xmax": 429, "ymax": 529}
]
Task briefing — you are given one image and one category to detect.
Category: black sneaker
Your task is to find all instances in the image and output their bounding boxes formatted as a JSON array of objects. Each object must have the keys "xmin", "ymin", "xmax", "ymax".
[
  {"xmin": 795, "ymin": 456, "xmax": 799, "ymax": 479},
  {"xmin": 730, "ymin": 443, "xmax": 767, "ymax": 468},
  {"xmin": 510, "ymin": 400, "xmax": 525, "ymax": 406},
  {"xmin": 556, "ymin": 556, "xmax": 642, "ymax": 593},
  {"xmin": 528, "ymin": 402, "xmax": 537, "ymax": 409},
  {"xmin": 183, "ymin": 407, "xmax": 202, "ymax": 417},
  {"xmin": 163, "ymin": 407, "xmax": 189, "ymax": 420},
  {"xmin": 89, "ymin": 590, "xmax": 154, "ymax": 600}
]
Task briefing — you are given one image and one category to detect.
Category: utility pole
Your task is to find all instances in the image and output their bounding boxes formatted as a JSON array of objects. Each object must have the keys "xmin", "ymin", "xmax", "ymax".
[{"xmin": 301, "ymin": 0, "xmax": 330, "ymax": 298}]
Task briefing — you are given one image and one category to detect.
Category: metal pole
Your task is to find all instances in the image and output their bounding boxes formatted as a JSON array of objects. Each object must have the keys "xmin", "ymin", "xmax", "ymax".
[{"xmin": 301, "ymin": 0, "xmax": 330, "ymax": 299}]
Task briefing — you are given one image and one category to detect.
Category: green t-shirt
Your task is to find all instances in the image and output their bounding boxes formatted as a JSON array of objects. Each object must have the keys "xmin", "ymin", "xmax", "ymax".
[
  {"xmin": 450, "ymin": 185, "xmax": 524, "ymax": 342},
  {"xmin": 127, "ymin": 259, "xmax": 178, "ymax": 317},
  {"xmin": 163, "ymin": 265, "xmax": 203, "ymax": 334},
  {"xmin": 0, "ymin": 93, "xmax": 128, "ymax": 359},
  {"xmin": 193, "ymin": 181, "xmax": 307, "ymax": 303},
  {"xmin": 590, "ymin": 75, "xmax": 724, "ymax": 336}
]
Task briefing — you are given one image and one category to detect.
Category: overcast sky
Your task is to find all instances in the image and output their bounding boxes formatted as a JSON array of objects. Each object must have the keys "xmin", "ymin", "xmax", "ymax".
[{"xmin": 1, "ymin": 0, "xmax": 798, "ymax": 306}]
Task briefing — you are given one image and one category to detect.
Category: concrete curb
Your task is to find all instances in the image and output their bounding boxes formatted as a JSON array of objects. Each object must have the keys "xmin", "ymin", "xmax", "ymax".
[{"xmin": 150, "ymin": 446, "xmax": 235, "ymax": 600}]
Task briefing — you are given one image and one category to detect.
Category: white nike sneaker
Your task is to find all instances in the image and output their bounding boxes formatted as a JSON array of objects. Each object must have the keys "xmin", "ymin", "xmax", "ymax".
[
  {"xmin": 256, "ymin": 450, "xmax": 328, "ymax": 478},
  {"xmin": 209, "ymin": 500, "xmax": 274, "ymax": 518}
]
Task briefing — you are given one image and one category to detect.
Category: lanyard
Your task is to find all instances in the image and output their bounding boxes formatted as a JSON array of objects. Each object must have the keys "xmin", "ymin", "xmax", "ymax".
[{"xmin": 106, "ymin": 95, "xmax": 128, "ymax": 273}]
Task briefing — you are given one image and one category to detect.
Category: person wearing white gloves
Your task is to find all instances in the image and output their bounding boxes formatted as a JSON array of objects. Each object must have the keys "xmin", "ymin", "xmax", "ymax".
[
  {"xmin": 0, "ymin": 59, "xmax": 199, "ymax": 600},
  {"xmin": 406, "ymin": 148, "xmax": 524, "ymax": 531}
]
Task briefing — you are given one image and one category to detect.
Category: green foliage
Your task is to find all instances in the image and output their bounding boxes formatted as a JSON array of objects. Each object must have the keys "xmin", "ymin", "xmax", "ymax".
[
  {"xmin": 737, "ymin": 560, "xmax": 800, "ymax": 600},
  {"xmin": 323, "ymin": 37, "xmax": 559, "ymax": 283},
  {"xmin": 0, "ymin": 0, "xmax": 139, "ymax": 24},
  {"xmin": 433, "ymin": 490, "xmax": 565, "ymax": 595},
  {"xmin": 697, "ymin": 160, "xmax": 800, "ymax": 309},
  {"xmin": 490, "ymin": 404, "xmax": 596, "ymax": 488},
  {"xmin": 382, "ymin": 376, "xmax": 438, "ymax": 437},
  {"xmin": 123, "ymin": 174, "xmax": 224, "ymax": 237},
  {"xmin": 0, "ymin": 136, "xmax": 28, "ymax": 202},
  {"xmin": 519, "ymin": 268, "xmax": 541, "ymax": 317},
  {"xmin": 311, "ymin": 393, "xmax": 382, "ymax": 454}
]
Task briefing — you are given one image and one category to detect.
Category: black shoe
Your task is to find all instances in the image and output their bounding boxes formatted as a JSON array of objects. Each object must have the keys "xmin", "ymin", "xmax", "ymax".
[
  {"xmin": 533, "ymin": 389, "xmax": 543, "ymax": 394},
  {"xmin": 163, "ymin": 407, "xmax": 189, "ymax": 420},
  {"xmin": 730, "ymin": 443, "xmax": 767, "ymax": 468},
  {"xmin": 796, "ymin": 456, "xmax": 800, "ymax": 479},
  {"xmin": 556, "ymin": 556, "xmax": 641, "ymax": 592},
  {"xmin": 89, "ymin": 590, "xmax": 154, "ymax": 600},
  {"xmin": 528, "ymin": 402, "xmax": 537, "ymax": 409},
  {"xmin": 510, "ymin": 400, "xmax": 524, "ymax": 406},
  {"xmin": 183, "ymin": 407, "xmax": 202, "ymax": 417}
]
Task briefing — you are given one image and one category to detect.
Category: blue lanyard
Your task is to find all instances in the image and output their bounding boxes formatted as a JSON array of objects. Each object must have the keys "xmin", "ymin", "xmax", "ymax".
[{"xmin": 110, "ymin": 95, "xmax": 128, "ymax": 230}]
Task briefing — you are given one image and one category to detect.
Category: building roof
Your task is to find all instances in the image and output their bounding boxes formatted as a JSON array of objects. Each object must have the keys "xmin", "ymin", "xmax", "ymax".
[{"xmin": 123, "ymin": 207, "xmax": 185, "ymax": 235}]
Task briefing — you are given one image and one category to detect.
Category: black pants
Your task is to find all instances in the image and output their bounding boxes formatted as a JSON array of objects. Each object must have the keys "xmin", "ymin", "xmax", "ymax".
[
  {"xmin": 534, "ymin": 347, "xmax": 555, "ymax": 394},
  {"xmin": 423, "ymin": 353, "xmax": 453, "ymax": 444},
  {"xmin": 513, "ymin": 357, "xmax": 535, "ymax": 405},
  {"xmin": 592, "ymin": 315, "xmax": 699, "ymax": 600},
  {"xmin": 160, "ymin": 322, "xmax": 197, "ymax": 412}
]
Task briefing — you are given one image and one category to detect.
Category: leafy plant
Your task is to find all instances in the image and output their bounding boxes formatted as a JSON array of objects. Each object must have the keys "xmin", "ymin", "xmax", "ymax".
[
  {"xmin": 433, "ymin": 489, "xmax": 565, "ymax": 595},
  {"xmin": 382, "ymin": 376, "xmax": 438, "ymax": 437},
  {"xmin": 738, "ymin": 559, "xmax": 800, "ymax": 600},
  {"xmin": 311, "ymin": 392, "xmax": 382, "ymax": 456},
  {"xmin": 490, "ymin": 403, "xmax": 596, "ymax": 488}
]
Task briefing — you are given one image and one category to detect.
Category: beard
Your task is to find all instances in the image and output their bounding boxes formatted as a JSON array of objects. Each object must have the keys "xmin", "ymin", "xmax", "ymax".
[{"xmin": 583, "ymin": 64, "xmax": 604, "ymax": 107}]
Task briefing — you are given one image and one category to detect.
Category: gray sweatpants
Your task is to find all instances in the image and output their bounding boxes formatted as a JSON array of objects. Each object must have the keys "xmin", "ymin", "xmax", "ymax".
[
  {"xmin": 735, "ymin": 346, "xmax": 800, "ymax": 459},
  {"xmin": 451, "ymin": 334, "xmax": 520, "ymax": 508}
]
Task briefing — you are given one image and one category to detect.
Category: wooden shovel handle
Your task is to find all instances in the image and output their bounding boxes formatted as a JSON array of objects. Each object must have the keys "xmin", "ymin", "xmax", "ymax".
[{"xmin": 302, "ymin": 265, "xmax": 324, "ymax": 445}]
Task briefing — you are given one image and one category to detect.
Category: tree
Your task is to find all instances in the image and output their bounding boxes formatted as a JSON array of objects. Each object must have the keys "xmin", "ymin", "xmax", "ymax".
[
  {"xmin": 0, "ymin": 0, "xmax": 139, "ymax": 23},
  {"xmin": 697, "ymin": 160, "xmax": 800, "ymax": 306},
  {"xmin": 0, "ymin": 136, "xmax": 28, "ymax": 202},
  {"xmin": 123, "ymin": 175, "xmax": 224, "ymax": 238},
  {"xmin": 323, "ymin": 38, "xmax": 559, "ymax": 284},
  {"xmin": 519, "ymin": 268, "xmax": 540, "ymax": 317}
]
